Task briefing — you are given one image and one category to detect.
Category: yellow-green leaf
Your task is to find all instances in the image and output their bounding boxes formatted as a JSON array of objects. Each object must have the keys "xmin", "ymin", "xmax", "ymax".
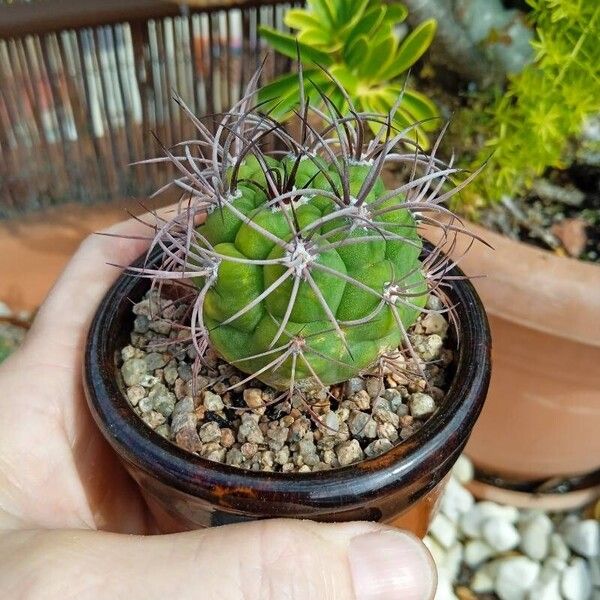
[
  {"xmin": 259, "ymin": 26, "xmax": 333, "ymax": 65},
  {"xmin": 344, "ymin": 35, "xmax": 369, "ymax": 69},
  {"xmin": 388, "ymin": 87, "xmax": 440, "ymax": 131},
  {"xmin": 346, "ymin": 6, "xmax": 385, "ymax": 46},
  {"xmin": 358, "ymin": 34, "xmax": 395, "ymax": 80},
  {"xmin": 284, "ymin": 9, "xmax": 323, "ymax": 32},
  {"xmin": 384, "ymin": 3, "xmax": 408, "ymax": 24},
  {"xmin": 380, "ymin": 19, "xmax": 437, "ymax": 81},
  {"xmin": 297, "ymin": 27, "xmax": 335, "ymax": 49}
]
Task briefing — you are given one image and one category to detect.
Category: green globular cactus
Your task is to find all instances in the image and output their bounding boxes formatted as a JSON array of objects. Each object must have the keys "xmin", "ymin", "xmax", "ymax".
[
  {"xmin": 200, "ymin": 159, "xmax": 427, "ymax": 390},
  {"xmin": 140, "ymin": 69, "xmax": 476, "ymax": 397}
]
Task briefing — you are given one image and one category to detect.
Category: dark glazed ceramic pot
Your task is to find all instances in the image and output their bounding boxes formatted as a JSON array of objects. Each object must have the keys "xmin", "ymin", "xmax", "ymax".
[{"xmin": 84, "ymin": 249, "xmax": 491, "ymax": 536}]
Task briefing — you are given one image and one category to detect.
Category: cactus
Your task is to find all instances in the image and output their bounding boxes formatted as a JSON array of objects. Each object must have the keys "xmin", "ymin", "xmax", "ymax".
[{"xmin": 136, "ymin": 68, "xmax": 479, "ymax": 397}]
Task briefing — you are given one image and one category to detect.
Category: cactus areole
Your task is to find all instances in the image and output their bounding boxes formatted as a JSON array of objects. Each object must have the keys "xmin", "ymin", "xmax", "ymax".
[{"xmin": 138, "ymin": 68, "xmax": 478, "ymax": 395}]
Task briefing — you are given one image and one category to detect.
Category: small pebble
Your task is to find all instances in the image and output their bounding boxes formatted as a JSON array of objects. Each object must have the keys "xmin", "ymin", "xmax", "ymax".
[
  {"xmin": 422, "ymin": 312, "xmax": 449, "ymax": 336},
  {"xmin": 440, "ymin": 477, "xmax": 475, "ymax": 522},
  {"xmin": 344, "ymin": 377, "xmax": 365, "ymax": 396},
  {"xmin": 409, "ymin": 392, "xmax": 436, "ymax": 418},
  {"xmin": 243, "ymin": 388, "xmax": 264, "ymax": 410},
  {"xmin": 519, "ymin": 513, "xmax": 553, "ymax": 561},
  {"xmin": 482, "ymin": 518, "xmax": 521, "ymax": 553},
  {"xmin": 430, "ymin": 513, "xmax": 458, "ymax": 549},
  {"xmin": 364, "ymin": 439, "xmax": 393, "ymax": 458},
  {"xmin": 336, "ymin": 440, "xmax": 364, "ymax": 466},
  {"xmin": 561, "ymin": 558, "xmax": 593, "ymax": 600},
  {"xmin": 203, "ymin": 390, "xmax": 224, "ymax": 412},
  {"xmin": 144, "ymin": 352, "xmax": 168, "ymax": 370},
  {"xmin": 464, "ymin": 540, "xmax": 496, "ymax": 568},
  {"xmin": 452, "ymin": 455, "xmax": 475, "ymax": 485},
  {"xmin": 564, "ymin": 520, "xmax": 600, "ymax": 558},
  {"xmin": 126, "ymin": 385, "xmax": 146, "ymax": 407},
  {"xmin": 121, "ymin": 358, "xmax": 148, "ymax": 386},
  {"xmin": 198, "ymin": 422, "xmax": 221, "ymax": 443},
  {"xmin": 495, "ymin": 556, "xmax": 540, "ymax": 600}
]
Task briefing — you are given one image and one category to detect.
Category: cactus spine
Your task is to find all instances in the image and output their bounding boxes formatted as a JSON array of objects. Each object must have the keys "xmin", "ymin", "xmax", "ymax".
[{"xmin": 138, "ymin": 69, "xmax": 478, "ymax": 398}]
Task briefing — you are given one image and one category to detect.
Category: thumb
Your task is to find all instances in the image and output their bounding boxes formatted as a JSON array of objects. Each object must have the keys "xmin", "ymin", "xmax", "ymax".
[{"xmin": 1, "ymin": 519, "xmax": 436, "ymax": 599}]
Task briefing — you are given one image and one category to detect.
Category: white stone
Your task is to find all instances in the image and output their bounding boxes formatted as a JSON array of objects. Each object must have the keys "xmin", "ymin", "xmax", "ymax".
[
  {"xmin": 528, "ymin": 573, "xmax": 562, "ymax": 600},
  {"xmin": 0, "ymin": 301, "xmax": 11, "ymax": 318},
  {"xmin": 550, "ymin": 532, "xmax": 572, "ymax": 561},
  {"xmin": 519, "ymin": 513, "xmax": 553, "ymax": 561},
  {"xmin": 464, "ymin": 539, "xmax": 496, "ymax": 567},
  {"xmin": 564, "ymin": 520, "xmax": 600, "ymax": 558},
  {"xmin": 560, "ymin": 515, "xmax": 582, "ymax": 534},
  {"xmin": 471, "ymin": 565, "xmax": 496, "ymax": 594},
  {"xmin": 588, "ymin": 556, "xmax": 600, "ymax": 587},
  {"xmin": 429, "ymin": 513, "xmax": 458, "ymax": 549},
  {"xmin": 409, "ymin": 392, "xmax": 436, "ymax": 418},
  {"xmin": 441, "ymin": 543, "xmax": 464, "ymax": 583},
  {"xmin": 460, "ymin": 501, "xmax": 519, "ymax": 538},
  {"xmin": 472, "ymin": 559, "xmax": 504, "ymax": 594},
  {"xmin": 495, "ymin": 557, "xmax": 540, "ymax": 600},
  {"xmin": 424, "ymin": 535, "xmax": 447, "ymax": 567},
  {"xmin": 440, "ymin": 477, "xmax": 475, "ymax": 522},
  {"xmin": 434, "ymin": 575, "xmax": 458, "ymax": 600},
  {"xmin": 543, "ymin": 557, "xmax": 568, "ymax": 575},
  {"xmin": 482, "ymin": 518, "xmax": 521, "ymax": 552},
  {"xmin": 324, "ymin": 411, "xmax": 339, "ymax": 432},
  {"xmin": 561, "ymin": 558, "xmax": 593, "ymax": 600},
  {"xmin": 530, "ymin": 557, "xmax": 569, "ymax": 600},
  {"xmin": 452, "ymin": 454, "xmax": 474, "ymax": 485}
]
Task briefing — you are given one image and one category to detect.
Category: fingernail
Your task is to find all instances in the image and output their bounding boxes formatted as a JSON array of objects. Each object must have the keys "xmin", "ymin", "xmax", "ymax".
[{"xmin": 348, "ymin": 529, "xmax": 436, "ymax": 600}]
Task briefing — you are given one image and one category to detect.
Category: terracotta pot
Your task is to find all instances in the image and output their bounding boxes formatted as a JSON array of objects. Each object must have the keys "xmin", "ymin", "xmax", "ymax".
[
  {"xmin": 0, "ymin": 198, "xmax": 170, "ymax": 313},
  {"xmin": 84, "ymin": 248, "xmax": 491, "ymax": 536},
  {"xmin": 453, "ymin": 223, "xmax": 600, "ymax": 493}
]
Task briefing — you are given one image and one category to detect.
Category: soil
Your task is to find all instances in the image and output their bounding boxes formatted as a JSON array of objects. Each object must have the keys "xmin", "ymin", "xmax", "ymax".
[
  {"xmin": 119, "ymin": 289, "xmax": 455, "ymax": 472},
  {"xmin": 479, "ymin": 166, "xmax": 600, "ymax": 264}
]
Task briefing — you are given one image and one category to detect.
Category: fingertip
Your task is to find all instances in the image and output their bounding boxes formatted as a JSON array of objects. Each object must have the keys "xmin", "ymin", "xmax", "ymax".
[{"xmin": 348, "ymin": 528, "xmax": 437, "ymax": 600}]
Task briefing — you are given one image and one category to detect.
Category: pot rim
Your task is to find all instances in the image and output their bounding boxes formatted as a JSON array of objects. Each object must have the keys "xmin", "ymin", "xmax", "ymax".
[
  {"xmin": 84, "ymin": 247, "xmax": 491, "ymax": 511},
  {"xmin": 458, "ymin": 222, "xmax": 600, "ymax": 346}
]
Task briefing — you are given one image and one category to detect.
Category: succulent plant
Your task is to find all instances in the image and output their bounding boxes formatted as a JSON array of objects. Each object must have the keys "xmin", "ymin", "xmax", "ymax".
[
  {"xmin": 455, "ymin": 0, "xmax": 600, "ymax": 211},
  {"xmin": 258, "ymin": 0, "xmax": 439, "ymax": 148},
  {"xmin": 135, "ymin": 68, "xmax": 478, "ymax": 400}
]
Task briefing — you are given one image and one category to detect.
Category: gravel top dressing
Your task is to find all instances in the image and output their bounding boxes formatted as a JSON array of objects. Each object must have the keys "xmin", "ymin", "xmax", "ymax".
[
  {"xmin": 119, "ymin": 289, "xmax": 454, "ymax": 472},
  {"xmin": 427, "ymin": 456, "xmax": 600, "ymax": 600}
]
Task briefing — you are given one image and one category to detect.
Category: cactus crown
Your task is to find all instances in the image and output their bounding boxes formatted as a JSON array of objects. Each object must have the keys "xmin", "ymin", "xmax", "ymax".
[{"xmin": 133, "ymin": 67, "xmax": 479, "ymax": 404}]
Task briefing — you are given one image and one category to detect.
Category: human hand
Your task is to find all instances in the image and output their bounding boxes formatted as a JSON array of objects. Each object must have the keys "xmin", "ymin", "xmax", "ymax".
[{"xmin": 0, "ymin": 209, "xmax": 436, "ymax": 599}]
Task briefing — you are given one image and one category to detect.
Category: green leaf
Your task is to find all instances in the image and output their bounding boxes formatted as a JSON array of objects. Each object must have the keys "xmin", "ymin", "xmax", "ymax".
[
  {"xmin": 384, "ymin": 3, "xmax": 408, "ymax": 24},
  {"xmin": 357, "ymin": 33, "xmax": 395, "ymax": 80},
  {"xmin": 330, "ymin": 63, "xmax": 360, "ymax": 96},
  {"xmin": 380, "ymin": 19, "xmax": 437, "ymax": 81},
  {"xmin": 369, "ymin": 21, "xmax": 393, "ymax": 47},
  {"xmin": 344, "ymin": 35, "xmax": 369, "ymax": 69},
  {"xmin": 394, "ymin": 88, "xmax": 440, "ymax": 131},
  {"xmin": 393, "ymin": 109, "xmax": 430, "ymax": 149},
  {"xmin": 297, "ymin": 27, "xmax": 334, "ymax": 49},
  {"xmin": 346, "ymin": 6, "xmax": 385, "ymax": 45},
  {"xmin": 336, "ymin": 0, "xmax": 355, "ymax": 26},
  {"xmin": 362, "ymin": 91, "xmax": 430, "ymax": 148},
  {"xmin": 257, "ymin": 77, "xmax": 303, "ymax": 120},
  {"xmin": 339, "ymin": 0, "xmax": 370, "ymax": 38},
  {"xmin": 284, "ymin": 9, "xmax": 323, "ymax": 32},
  {"xmin": 309, "ymin": 0, "xmax": 336, "ymax": 27},
  {"xmin": 258, "ymin": 26, "xmax": 333, "ymax": 65},
  {"xmin": 257, "ymin": 70, "xmax": 328, "ymax": 120}
]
